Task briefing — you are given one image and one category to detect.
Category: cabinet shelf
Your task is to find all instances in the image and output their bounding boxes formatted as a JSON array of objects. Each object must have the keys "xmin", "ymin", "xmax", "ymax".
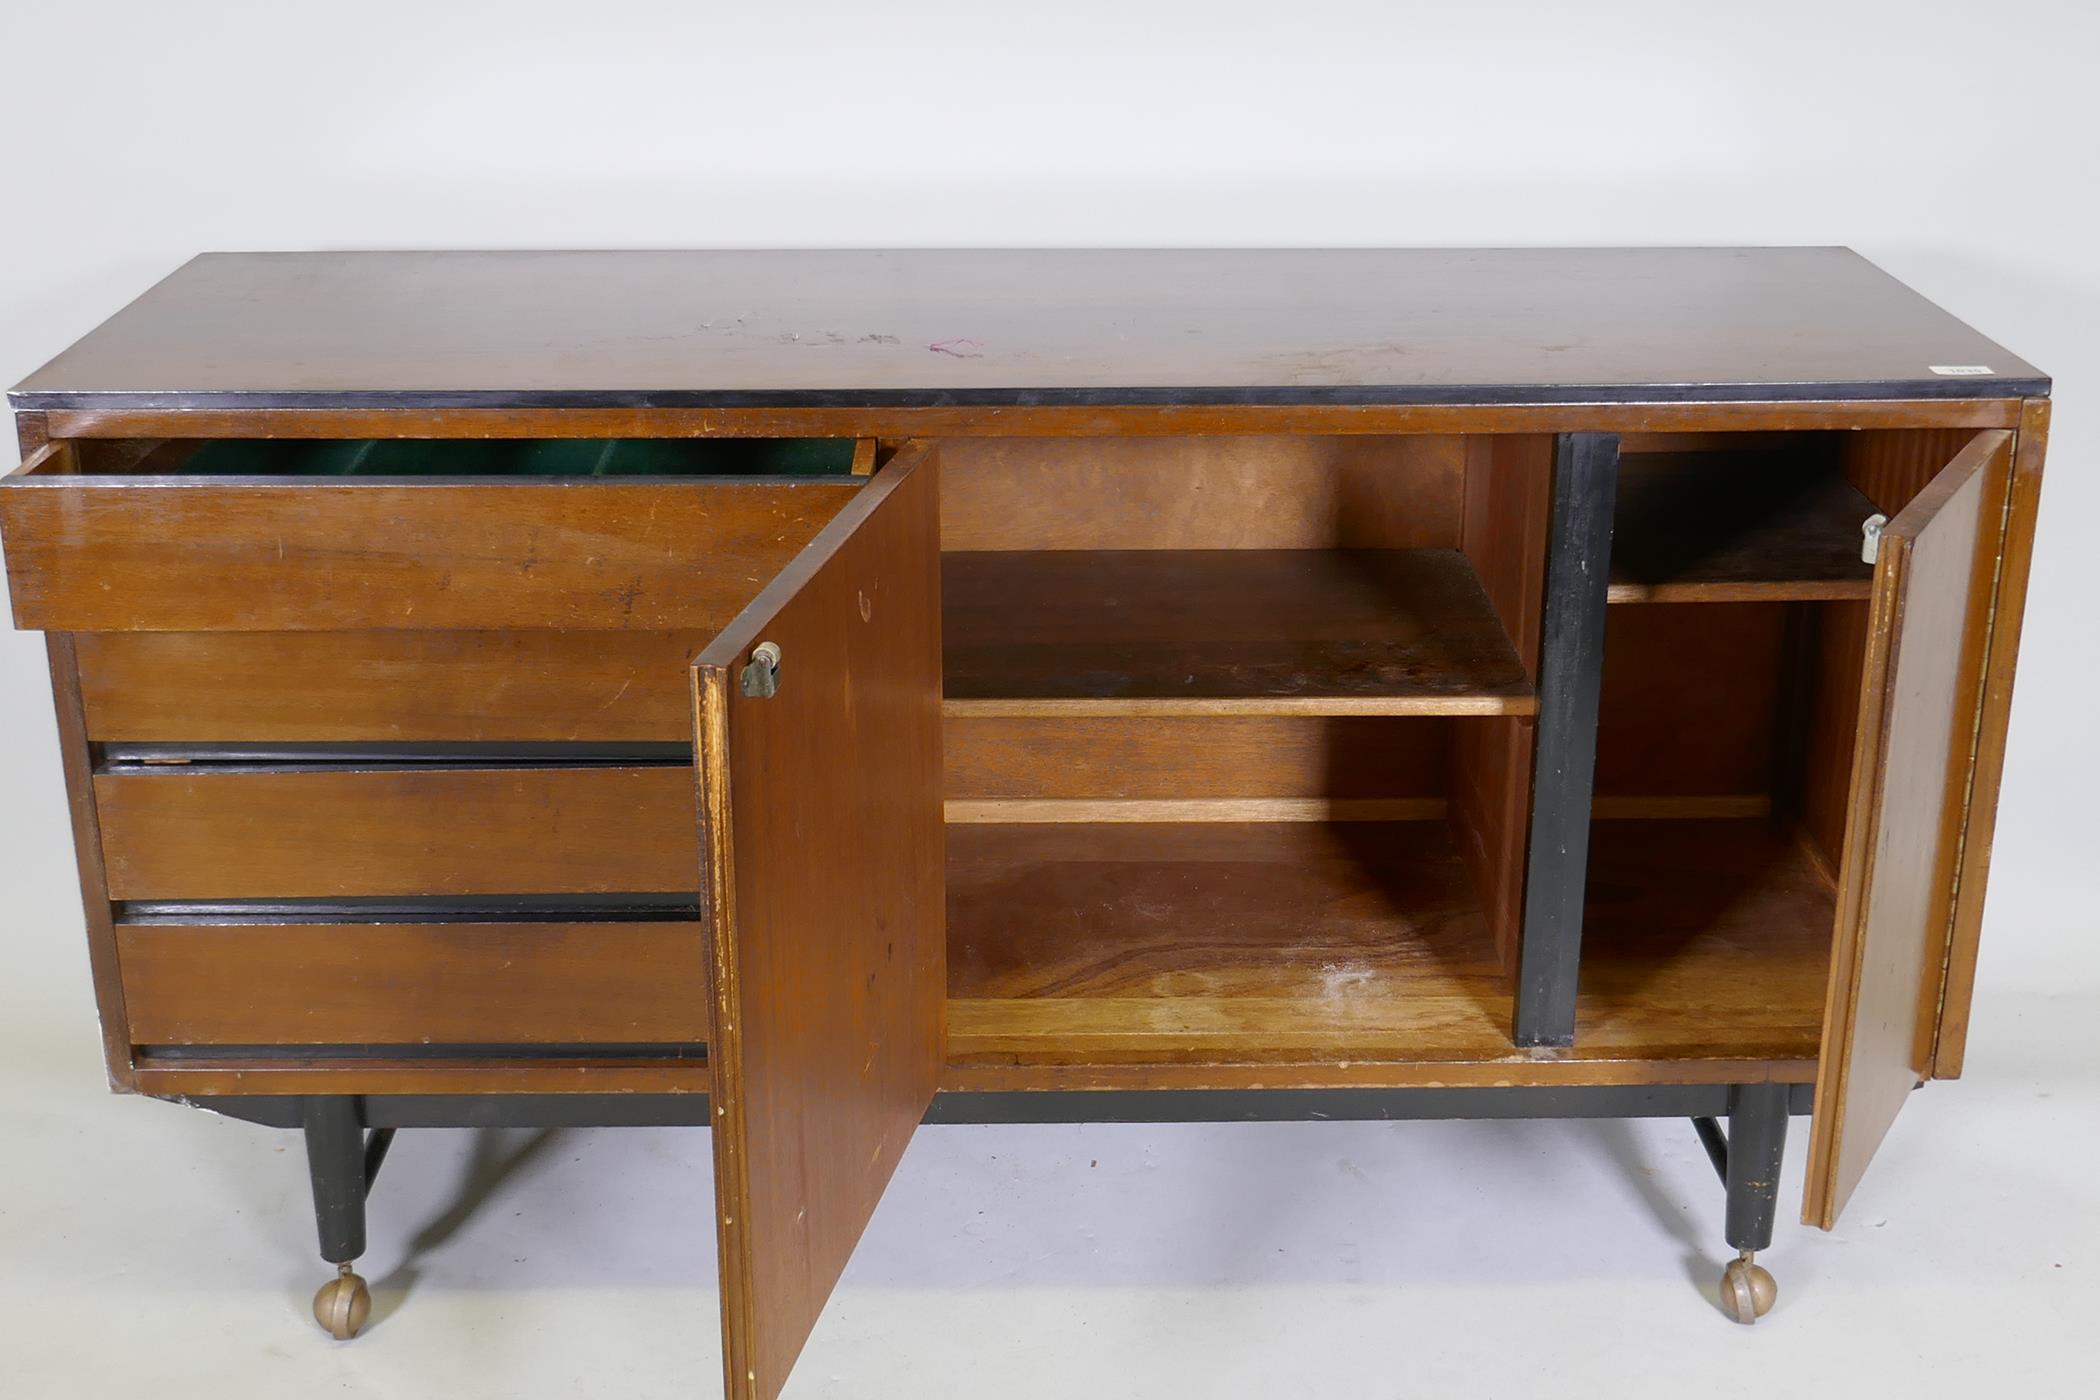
[
  {"xmin": 944, "ymin": 818, "xmax": 1830, "ymax": 1086},
  {"xmin": 1609, "ymin": 451, "xmax": 1879, "ymax": 603},
  {"xmin": 942, "ymin": 549, "xmax": 1537, "ymax": 717}
]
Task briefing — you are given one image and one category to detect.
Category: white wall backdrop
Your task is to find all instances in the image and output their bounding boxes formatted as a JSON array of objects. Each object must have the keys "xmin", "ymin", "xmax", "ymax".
[{"xmin": 1, "ymin": 4, "xmax": 2093, "ymax": 1397}]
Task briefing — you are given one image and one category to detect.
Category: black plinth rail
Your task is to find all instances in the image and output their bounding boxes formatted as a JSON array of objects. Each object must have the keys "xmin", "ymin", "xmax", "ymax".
[
  {"xmin": 197, "ymin": 1083, "xmax": 1816, "ymax": 1133},
  {"xmin": 1513, "ymin": 432, "xmax": 1621, "ymax": 1047}
]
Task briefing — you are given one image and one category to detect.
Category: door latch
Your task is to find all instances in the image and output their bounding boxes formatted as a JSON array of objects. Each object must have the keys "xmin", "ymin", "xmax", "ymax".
[
  {"xmin": 740, "ymin": 641, "xmax": 782, "ymax": 698},
  {"xmin": 1860, "ymin": 513, "xmax": 1888, "ymax": 566}
]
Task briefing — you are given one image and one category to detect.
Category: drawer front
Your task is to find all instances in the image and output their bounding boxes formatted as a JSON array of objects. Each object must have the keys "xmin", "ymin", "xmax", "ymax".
[
  {"xmin": 95, "ymin": 766, "xmax": 698, "ymax": 900},
  {"xmin": 116, "ymin": 919, "xmax": 709, "ymax": 1046},
  {"xmin": 0, "ymin": 447, "xmax": 863, "ymax": 632},
  {"xmin": 76, "ymin": 630, "xmax": 706, "ymax": 743}
]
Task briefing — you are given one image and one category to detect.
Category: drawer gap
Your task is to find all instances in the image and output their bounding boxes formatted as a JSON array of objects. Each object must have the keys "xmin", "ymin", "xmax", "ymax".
[
  {"xmin": 135, "ymin": 1042, "xmax": 709, "ymax": 1062},
  {"xmin": 118, "ymin": 893, "xmax": 701, "ymax": 924},
  {"xmin": 97, "ymin": 740, "xmax": 692, "ymax": 772}
]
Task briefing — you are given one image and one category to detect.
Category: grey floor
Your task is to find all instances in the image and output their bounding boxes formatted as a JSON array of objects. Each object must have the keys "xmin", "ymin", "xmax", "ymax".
[{"xmin": 3, "ymin": 957, "xmax": 2093, "ymax": 1398}]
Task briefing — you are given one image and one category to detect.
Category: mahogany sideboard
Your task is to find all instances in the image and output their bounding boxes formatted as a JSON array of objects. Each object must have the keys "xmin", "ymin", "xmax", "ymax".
[{"xmin": 0, "ymin": 249, "xmax": 2050, "ymax": 1395}]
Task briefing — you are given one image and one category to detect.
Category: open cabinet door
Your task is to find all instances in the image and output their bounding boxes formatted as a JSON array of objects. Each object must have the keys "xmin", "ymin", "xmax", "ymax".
[
  {"xmin": 693, "ymin": 443, "xmax": 945, "ymax": 1400},
  {"xmin": 1803, "ymin": 429, "xmax": 2013, "ymax": 1229}
]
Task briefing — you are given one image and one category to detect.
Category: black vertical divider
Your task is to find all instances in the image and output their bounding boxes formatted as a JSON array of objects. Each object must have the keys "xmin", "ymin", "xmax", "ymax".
[{"xmin": 1512, "ymin": 432, "xmax": 1620, "ymax": 1047}]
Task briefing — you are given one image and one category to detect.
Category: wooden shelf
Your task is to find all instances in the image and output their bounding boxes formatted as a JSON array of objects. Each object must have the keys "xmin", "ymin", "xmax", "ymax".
[
  {"xmin": 942, "ymin": 549, "xmax": 1536, "ymax": 716},
  {"xmin": 944, "ymin": 818, "xmax": 1831, "ymax": 1088},
  {"xmin": 1609, "ymin": 451, "xmax": 1878, "ymax": 603}
]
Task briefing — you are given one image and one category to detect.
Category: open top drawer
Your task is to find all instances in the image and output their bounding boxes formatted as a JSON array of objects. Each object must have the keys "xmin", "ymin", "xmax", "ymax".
[{"xmin": 0, "ymin": 437, "xmax": 875, "ymax": 631}]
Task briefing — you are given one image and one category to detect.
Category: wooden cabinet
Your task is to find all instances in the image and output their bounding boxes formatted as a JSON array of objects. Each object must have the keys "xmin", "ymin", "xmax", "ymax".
[{"xmin": 0, "ymin": 249, "xmax": 2049, "ymax": 1391}]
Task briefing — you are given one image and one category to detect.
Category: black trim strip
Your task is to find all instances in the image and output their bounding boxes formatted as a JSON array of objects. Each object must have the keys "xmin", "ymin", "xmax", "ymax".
[
  {"xmin": 193, "ymin": 1095, "xmax": 711, "ymax": 1130},
  {"xmin": 138, "ymin": 1042, "xmax": 706, "ymax": 1062},
  {"xmin": 118, "ymin": 893, "xmax": 701, "ymax": 924},
  {"xmin": 6, "ymin": 379, "xmax": 2051, "ymax": 412},
  {"xmin": 0, "ymin": 471, "xmax": 865, "ymax": 488},
  {"xmin": 97, "ymin": 741, "xmax": 691, "ymax": 772}
]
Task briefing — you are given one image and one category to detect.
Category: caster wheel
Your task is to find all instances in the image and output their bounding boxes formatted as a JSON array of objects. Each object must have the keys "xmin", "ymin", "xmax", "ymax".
[
  {"xmin": 1720, "ymin": 1251, "xmax": 1777, "ymax": 1324},
  {"xmin": 313, "ymin": 1264, "xmax": 371, "ymax": 1340}
]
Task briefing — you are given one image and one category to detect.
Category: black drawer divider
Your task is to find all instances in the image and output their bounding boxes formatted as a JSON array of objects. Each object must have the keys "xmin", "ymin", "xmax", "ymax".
[
  {"xmin": 117, "ymin": 893, "xmax": 702, "ymax": 925},
  {"xmin": 95, "ymin": 740, "xmax": 692, "ymax": 773}
]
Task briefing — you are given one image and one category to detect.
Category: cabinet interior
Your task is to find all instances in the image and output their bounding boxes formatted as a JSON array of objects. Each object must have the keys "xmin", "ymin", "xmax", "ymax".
[
  {"xmin": 59, "ymin": 424, "xmax": 1977, "ymax": 1084},
  {"xmin": 941, "ymin": 429, "xmax": 1969, "ymax": 1082}
]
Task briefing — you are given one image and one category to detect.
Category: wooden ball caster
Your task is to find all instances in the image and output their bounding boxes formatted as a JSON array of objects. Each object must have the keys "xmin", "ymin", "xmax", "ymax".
[
  {"xmin": 1720, "ymin": 1250, "xmax": 1777, "ymax": 1324},
  {"xmin": 313, "ymin": 1264, "xmax": 372, "ymax": 1340}
]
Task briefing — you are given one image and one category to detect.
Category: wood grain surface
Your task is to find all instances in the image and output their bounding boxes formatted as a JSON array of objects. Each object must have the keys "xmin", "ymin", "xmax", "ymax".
[
  {"xmin": 118, "ymin": 919, "xmax": 709, "ymax": 1046},
  {"xmin": 943, "ymin": 714, "xmax": 1448, "ymax": 801},
  {"xmin": 0, "ymin": 467, "xmax": 859, "ymax": 632},
  {"xmin": 1932, "ymin": 401, "xmax": 2049, "ymax": 1077},
  {"xmin": 1593, "ymin": 603, "xmax": 1786, "ymax": 799},
  {"xmin": 942, "ymin": 548, "xmax": 1536, "ymax": 715},
  {"xmin": 95, "ymin": 766, "xmax": 698, "ymax": 900},
  {"xmin": 1804, "ymin": 429, "xmax": 2009, "ymax": 1228},
  {"xmin": 695, "ymin": 444, "xmax": 945, "ymax": 1400},
  {"xmin": 1609, "ymin": 449, "xmax": 1878, "ymax": 602},
  {"xmin": 75, "ymin": 629, "xmax": 709, "ymax": 742},
  {"xmin": 12, "ymin": 249, "xmax": 2042, "ymax": 408},
  {"xmin": 1448, "ymin": 433, "xmax": 1552, "ymax": 968},
  {"xmin": 939, "ymin": 434, "xmax": 1464, "ymax": 550},
  {"xmin": 45, "ymin": 632, "xmax": 135, "ymax": 1088},
  {"xmin": 947, "ymin": 818, "xmax": 1832, "ymax": 1078}
]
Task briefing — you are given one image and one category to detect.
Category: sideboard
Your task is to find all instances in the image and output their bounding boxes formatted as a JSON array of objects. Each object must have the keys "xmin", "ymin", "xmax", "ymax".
[{"xmin": 0, "ymin": 248, "xmax": 2049, "ymax": 1397}]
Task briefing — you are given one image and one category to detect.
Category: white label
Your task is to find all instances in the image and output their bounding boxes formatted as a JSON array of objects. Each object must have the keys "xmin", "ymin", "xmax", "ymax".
[{"xmin": 1930, "ymin": 364, "xmax": 1994, "ymax": 375}]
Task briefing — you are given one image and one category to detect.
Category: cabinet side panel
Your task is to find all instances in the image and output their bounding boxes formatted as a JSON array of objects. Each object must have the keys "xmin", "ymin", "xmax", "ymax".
[
  {"xmin": 45, "ymin": 633, "xmax": 134, "ymax": 1089},
  {"xmin": 16, "ymin": 411, "xmax": 50, "ymax": 457}
]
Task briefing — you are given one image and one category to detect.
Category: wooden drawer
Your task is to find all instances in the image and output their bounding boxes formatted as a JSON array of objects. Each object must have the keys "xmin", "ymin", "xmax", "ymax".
[
  {"xmin": 95, "ymin": 765, "xmax": 698, "ymax": 900},
  {"xmin": 75, "ymin": 630, "xmax": 706, "ymax": 742},
  {"xmin": 0, "ymin": 440, "xmax": 867, "ymax": 632},
  {"xmin": 116, "ymin": 918, "xmax": 709, "ymax": 1046}
]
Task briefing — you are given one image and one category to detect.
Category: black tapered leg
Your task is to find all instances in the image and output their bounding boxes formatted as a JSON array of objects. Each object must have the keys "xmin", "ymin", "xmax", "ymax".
[
  {"xmin": 302, "ymin": 1097, "xmax": 389, "ymax": 1339},
  {"xmin": 1694, "ymin": 1083, "xmax": 1790, "ymax": 1323},
  {"xmin": 302, "ymin": 1096, "xmax": 369, "ymax": 1265},
  {"xmin": 1722, "ymin": 1082, "xmax": 1789, "ymax": 1254}
]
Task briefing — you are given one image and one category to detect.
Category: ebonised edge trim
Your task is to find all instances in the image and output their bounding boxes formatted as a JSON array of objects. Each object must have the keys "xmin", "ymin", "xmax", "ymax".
[
  {"xmin": 95, "ymin": 741, "xmax": 693, "ymax": 773},
  {"xmin": 5, "ymin": 380, "xmax": 2053, "ymax": 413},
  {"xmin": 116, "ymin": 893, "xmax": 702, "ymax": 924},
  {"xmin": 136, "ymin": 1043, "xmax": 709, "ymax": 1063}
]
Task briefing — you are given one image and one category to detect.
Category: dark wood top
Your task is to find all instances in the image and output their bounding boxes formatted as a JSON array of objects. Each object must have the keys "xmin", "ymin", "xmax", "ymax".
[{"xmin": 10, "ymin": 248, "xmax": 2046, "ymax": 411}]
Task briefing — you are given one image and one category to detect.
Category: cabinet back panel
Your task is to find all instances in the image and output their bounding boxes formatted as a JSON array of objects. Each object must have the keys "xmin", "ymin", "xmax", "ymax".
[
  {"xmin": 1595, "ymin": 604, "xmax": 1787, "ymax": 799},
  {"xmin": 939, "ymin": 435, "xmax": 1465, "ymax": 551},
  {"xmin": 1843, "ymin": 428, "xmax": 1984, "ymax": 517},
  {"xmin": 944, "ymin": 715, "xmax": 1448, "ymax": 802}
]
